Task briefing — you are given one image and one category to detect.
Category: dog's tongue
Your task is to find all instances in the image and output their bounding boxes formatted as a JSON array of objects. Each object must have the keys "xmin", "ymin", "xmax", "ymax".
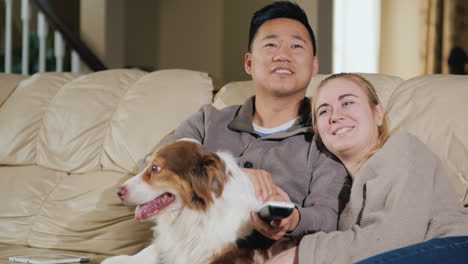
[{"xmin": 135, "ymin": 193, "xmax": 175, "ymax": 221}]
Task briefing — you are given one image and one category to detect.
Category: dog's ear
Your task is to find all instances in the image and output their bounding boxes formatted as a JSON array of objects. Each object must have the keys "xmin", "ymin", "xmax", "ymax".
[
  {"xmin": 202, "ymin": 153, "xmax": 226, "ymax": 198},
  {"xmin": 190, "ymin": 153, "xmax": 227, "ymax": 211}
]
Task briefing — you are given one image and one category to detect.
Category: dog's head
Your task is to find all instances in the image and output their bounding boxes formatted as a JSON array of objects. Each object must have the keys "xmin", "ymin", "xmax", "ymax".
[{"xmin": 117, "ymin": 140, "xmax": 227, "ymax": 221}]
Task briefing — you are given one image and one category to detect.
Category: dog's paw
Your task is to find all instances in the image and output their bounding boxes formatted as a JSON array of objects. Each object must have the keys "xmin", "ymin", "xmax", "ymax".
[{"xmin": 101, "ymin": 255, "xmax": 133, "ymax": 264}]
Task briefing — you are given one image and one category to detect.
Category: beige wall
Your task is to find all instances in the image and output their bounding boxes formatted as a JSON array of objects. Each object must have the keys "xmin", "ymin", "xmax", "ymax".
[
  {"xmin": 222, "ymin": 0, "xmax": 275, "ymax": 85},
  {"xmin": 80, "ymin": 0, "xmax": 330, "ymax": 85},
  {"xmin": 5, "ymin": 0, "xmax": 431, "ymax": 81},
  {"xmin": 153, "ymin": 0, "xmax": 327, "ymax": 85},
  {"xmin": 124, "ymin": 0, "xmax": 157, "ymax": 71},
  {"xmin": 81, "ymin": 0, "xmax": 125, "ymax": 69},
  {"xmin": 379, "ymin": 0, "xmax": 422, "ymax": 79},
  {"xmin": 281, "ymin": 0, "xmax": 333, "ymax": 74},
  {"xmin": 314, "ymin": 0, "xmax": 333, "ymax": 74},
  {"xmin": 154, "ymin": 0, "xmax": 223, "ymax": 84}
]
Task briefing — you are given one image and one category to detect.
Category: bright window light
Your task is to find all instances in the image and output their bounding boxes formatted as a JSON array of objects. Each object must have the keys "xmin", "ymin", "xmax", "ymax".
[{"xmin": 333, "ymin": 0, "xmax": 381, "ymax": 73}]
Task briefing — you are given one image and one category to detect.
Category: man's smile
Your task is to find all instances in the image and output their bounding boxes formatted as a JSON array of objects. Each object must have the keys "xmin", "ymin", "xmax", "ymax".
[{"xmin": 272, "ymin": 67, "xmax": 294, "ymax": 75}]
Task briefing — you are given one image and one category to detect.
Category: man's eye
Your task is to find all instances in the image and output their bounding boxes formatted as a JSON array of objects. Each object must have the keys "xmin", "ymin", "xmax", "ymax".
[
  {"xmin": 152, "ymin": 165, "xmax": 162, "ymax": 174},
  {"xmin": 265, "ymin": 43, "xmax": 276, "ymax": 48},
  {"xmin": 292, "ymin": 44, "xmax": 303, "ymax": 49},
  {"xmin": 343, "ymin": 101, "xmax": 354, "ymax": 106}
]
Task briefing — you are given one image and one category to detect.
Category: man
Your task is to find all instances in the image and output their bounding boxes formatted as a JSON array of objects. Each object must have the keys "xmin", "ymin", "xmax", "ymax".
[{"xmin": 148, "ymin": 1, "xmax": 348, "ymax": 240}]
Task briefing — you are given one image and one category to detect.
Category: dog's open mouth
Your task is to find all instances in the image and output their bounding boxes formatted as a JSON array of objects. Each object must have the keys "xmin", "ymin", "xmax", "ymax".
[{"xmin": 135, "ymin": 192, "xmax": 175, "ymax": 221}]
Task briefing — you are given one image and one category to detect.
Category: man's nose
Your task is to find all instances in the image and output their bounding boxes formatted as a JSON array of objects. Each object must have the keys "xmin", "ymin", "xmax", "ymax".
[{"xmin": 273, "ymin": 46, "xmax": 292, "ymax": 62}]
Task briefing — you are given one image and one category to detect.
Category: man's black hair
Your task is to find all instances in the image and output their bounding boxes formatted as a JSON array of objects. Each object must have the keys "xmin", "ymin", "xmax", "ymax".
[{"xmin": 247, "ymin": 1, "xmax": 317, "ymax": 56}]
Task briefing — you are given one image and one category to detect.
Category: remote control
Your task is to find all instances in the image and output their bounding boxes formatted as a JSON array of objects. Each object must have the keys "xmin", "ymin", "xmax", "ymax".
[{"xmin": 257, "ymin": 201, "xmax": 295, "ymax": 222}]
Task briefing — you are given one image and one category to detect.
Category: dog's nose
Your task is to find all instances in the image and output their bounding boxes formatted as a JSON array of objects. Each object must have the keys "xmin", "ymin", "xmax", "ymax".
[{"xmin": 117, "ymin": 186, "xmax": 127, "ymax": 200}]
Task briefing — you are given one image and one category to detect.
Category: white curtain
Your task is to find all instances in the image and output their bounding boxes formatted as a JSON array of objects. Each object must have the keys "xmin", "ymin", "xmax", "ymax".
[{"xmin": 333, "ymin": 0, "xmax": 381, "ymax": 73}]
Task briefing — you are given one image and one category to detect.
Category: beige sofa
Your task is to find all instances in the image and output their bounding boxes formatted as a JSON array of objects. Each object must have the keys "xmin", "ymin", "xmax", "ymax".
[{"xmin": 0, "ymin": 69, "xmax": 467, "ymax": 263}]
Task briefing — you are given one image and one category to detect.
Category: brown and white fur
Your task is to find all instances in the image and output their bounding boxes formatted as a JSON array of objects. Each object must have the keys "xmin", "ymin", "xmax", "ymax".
[{"xmin": 102, "ymin": 139, "xmax": 295, "ymax": 264}]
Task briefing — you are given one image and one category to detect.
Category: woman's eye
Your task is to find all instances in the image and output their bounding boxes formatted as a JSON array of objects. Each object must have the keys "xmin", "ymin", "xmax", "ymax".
[
  {"xmin": 151, "ymin": 165, "xmax": 162, "ymax": 174},
  {"xmin": 343, "ymin": 101, "xmax": 354, "ymax": 106},
  {"xmin": 318, "ymin": 109, "xmax": 329, "ymax": 116}
]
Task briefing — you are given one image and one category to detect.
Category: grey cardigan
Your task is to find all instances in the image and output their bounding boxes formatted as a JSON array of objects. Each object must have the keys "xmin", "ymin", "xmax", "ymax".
[
  {"xmin": 155, "ymin": 97, "xmax": 349, "ymax": 236},
  {"xmin": 298, "ymin": 131, "xmax": 468, "ymax": 263}
]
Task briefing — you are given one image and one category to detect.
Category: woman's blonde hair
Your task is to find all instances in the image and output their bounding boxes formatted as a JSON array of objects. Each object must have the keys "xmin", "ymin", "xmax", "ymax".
[{"xmin": 311, "ymin": 73, "xmax": 391, "ymax": 170}]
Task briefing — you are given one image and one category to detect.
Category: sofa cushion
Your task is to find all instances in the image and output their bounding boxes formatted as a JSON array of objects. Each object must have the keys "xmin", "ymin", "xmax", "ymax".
[
  {"xmin": 386, "ymin": 75, "xmax": 468, "ymax": 205},
  {"xmin": 213, "ymin": 73, "xmax": 404, "ymax": 109},
  {"xmin": 0, "ymin": 166, "xmax": 150, "ymax": 256},
  {"xmin": 26, "ymin": 170, "xmax": 152, "ymax": 255},
  {"xmin": 0, "ymin": 165, "xmax": 64, "ymax": 246}
]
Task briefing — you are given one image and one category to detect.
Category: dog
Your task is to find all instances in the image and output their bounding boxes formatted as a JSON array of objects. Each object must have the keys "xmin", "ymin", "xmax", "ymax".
[{"xmin": 102, "ymin": 139, "xmax": 295, "ymax": 264}]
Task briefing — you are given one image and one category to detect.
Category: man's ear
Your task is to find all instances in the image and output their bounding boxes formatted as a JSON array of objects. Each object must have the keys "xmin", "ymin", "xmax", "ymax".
[
  {"xmin": 374, "ymin": 104, "xmax": 384, "ymax": 126},
  {"xmin": 245, "ymin": 53, "xmax": 252, "ymax": 75},
  {"xmin": 312, "ymin": 56, "xmax": 319, "ymax": 76}
]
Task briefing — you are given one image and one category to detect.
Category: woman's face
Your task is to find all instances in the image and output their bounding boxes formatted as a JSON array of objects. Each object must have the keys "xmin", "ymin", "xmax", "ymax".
[{"xmin": 314, "ymin": 78, "xmax": 384, "ymax": 160}]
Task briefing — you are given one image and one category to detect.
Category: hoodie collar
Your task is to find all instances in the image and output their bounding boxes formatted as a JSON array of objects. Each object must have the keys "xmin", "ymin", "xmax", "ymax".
[{"xmin": 228, "ymin": 96, "xmax": 312, "ymax": 134}]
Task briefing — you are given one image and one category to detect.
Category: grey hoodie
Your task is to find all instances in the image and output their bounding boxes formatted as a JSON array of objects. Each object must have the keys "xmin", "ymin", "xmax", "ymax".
[{"xmin": 151, "ymin": 97, "xmax": 349, "ymax": 236}]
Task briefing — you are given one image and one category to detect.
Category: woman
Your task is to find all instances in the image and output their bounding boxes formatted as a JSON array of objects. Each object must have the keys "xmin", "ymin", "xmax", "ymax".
[{"xmin": 267, "ymin": 73, "xmax": 468, "ymax": 264}]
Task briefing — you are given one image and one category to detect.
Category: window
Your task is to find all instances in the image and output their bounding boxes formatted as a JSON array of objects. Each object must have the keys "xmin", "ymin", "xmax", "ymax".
[{"xmin": 333, "ymin": 0, "xmax": 381, "ymax": 73}]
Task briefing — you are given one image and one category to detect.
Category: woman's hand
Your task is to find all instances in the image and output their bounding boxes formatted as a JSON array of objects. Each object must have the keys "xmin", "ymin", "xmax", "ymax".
[{"xmin": 266, "ymin": 246, "xmax": 298, "ymax": 264}]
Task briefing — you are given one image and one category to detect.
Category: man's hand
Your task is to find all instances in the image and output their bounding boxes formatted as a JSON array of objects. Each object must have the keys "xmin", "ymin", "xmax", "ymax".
[
  {"xmin": 250, "ymin": 186, "xmax": 301, "ymax": 240},
  {"xmin": 242, "ymin": 168, "xmax": 276, "ymax": 201},
  {"xmin": 251, "ymin": 206, "xmax": 300, "ymax": 240}
]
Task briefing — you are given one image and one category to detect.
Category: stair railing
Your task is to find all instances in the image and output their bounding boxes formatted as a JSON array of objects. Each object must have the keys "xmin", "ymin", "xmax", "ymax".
[{"xmin": 3, "ymin": 0, "xmax": 107, "ymax": 74}]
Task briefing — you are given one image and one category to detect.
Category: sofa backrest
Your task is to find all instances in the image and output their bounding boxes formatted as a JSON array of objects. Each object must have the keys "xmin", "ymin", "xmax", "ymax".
[
  {"xmin": 0, "ymin": 69, "xmax": 214, "ymax": 255},
  {"xmin": 0, "ymin": 69, "xmax": 213, "ymax": 173},
  {"xmin": 386, "ymin": 75, "xmax": 468, "ymax": 205},
  {"xmin": 213, "ymin": 73, "xmax": 404, "ymax": 109}
]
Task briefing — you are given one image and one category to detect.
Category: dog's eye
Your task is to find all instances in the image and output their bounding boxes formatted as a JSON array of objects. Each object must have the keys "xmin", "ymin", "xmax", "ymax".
[{"xmin": 152, "ymin": 165, "xmax": 162, "ymax": 174}]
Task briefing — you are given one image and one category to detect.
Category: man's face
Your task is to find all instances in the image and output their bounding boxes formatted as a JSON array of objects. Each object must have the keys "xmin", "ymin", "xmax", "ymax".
[{"xmin": 245, "ymin": 18, "xmax": 318, "ymax": 99}]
